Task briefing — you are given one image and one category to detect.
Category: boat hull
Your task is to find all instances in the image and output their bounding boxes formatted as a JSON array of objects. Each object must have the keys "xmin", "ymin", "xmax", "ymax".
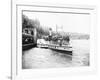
[{"xmin": 49, "ymin": 47, "xmax": 72, "ymax": 55}]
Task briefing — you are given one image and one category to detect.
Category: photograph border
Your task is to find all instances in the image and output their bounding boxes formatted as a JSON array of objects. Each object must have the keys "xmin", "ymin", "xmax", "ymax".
[{"xmin": 11, "ymin": 2, "xmax": 97, "ymax": 80}]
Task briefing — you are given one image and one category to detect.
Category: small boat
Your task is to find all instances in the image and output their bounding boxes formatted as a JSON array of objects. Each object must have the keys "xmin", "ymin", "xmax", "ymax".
[{"xmin": 37, "ymin": 44, "xmax": 48, "ymax": 49}]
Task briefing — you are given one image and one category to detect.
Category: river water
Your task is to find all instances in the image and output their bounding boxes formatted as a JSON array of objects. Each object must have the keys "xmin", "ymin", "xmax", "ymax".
[{"xmin": 22, "ymin": 40, "xmax": 90, "ymax": 69}]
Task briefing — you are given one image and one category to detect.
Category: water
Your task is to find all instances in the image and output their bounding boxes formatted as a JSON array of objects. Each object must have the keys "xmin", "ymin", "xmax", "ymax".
[{"xmin": 22, "ymin": 40, "xmax": 89, "ymax": 69}]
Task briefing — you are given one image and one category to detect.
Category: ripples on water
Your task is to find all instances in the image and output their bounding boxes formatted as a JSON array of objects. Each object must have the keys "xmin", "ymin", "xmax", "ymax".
[{"xmin": 22, "ymin": 40, "xmax": 89, "ymax": 69}]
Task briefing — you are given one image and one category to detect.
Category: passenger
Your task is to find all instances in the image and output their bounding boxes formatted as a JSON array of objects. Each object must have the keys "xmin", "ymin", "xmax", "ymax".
[{"xmin": 66, "ymin": 36, "xmax": 70, "ymax": 44}]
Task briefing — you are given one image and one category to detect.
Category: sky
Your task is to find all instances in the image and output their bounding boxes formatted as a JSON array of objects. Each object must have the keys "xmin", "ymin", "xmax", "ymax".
[{"xmin": 23, "ymin": 11, "xmax": 91, "ymax": 34}]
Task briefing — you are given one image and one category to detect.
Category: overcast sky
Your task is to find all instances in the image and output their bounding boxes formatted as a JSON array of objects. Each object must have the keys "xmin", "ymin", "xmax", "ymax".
[{"xmin": 23, "ymin": 11, "xmax": 91, "ymax": 34}]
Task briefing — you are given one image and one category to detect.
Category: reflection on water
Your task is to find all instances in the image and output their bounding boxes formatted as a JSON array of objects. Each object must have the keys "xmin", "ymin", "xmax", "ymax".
[{"xmin": 22, "ymin": 40, "xmax": 89, "ymax": 69}]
